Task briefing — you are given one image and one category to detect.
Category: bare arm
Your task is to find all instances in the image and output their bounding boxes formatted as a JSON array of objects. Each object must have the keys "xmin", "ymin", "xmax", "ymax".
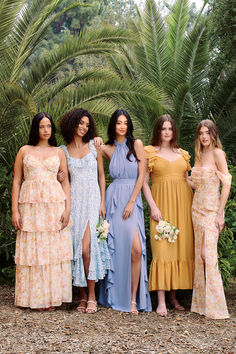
[
  {"xmin": 185, "ymin": 171, "xmax": 195, "ymax": 189},
  {"xmin": 142, "ymin": 159, "xmax": 162, "ymax": 222},
  {"xmin": 58, "ymin": 149, "xmax": 71, "ymax": 229},
  {"xmin": 97, "ymin": 149, "xmax": 106, "ymax": 218},
  {"xmin": 214, "ymin": 149, "xmax": 231, "ymax": 232},
  {"xmin": 12, "ymin": 147, "xmax": 25, "ymax": 230},
  {"xmin": 123, "ymin": 140, "xmax": 145, "ymax": 220}
]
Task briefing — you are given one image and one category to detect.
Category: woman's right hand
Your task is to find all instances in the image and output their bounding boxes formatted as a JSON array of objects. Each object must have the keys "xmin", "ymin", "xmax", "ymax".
[
  {"xmin": 151, "ymin": 206, "xmax": 162, "ymax": 222},
  {"xmin": 94, "ymin": 137, "xmax": 104, "ymax": 149},
  {"xmin": 12, "ymin": 211, "xmax": 22, "ymax": 230}
]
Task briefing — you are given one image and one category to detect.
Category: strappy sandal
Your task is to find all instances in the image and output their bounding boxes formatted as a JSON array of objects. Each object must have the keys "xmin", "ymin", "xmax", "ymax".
[
  {"xmin": 170, "ymin": 300, "xmax": 185, "ymax": 311},
  {"xmin": 76, "ymin": 299, "xmax": 87, "ymax": 313},
  {"xmin": 131, "ymin": 301, "xmax": 139, "ymax": 315},
  {"xmin": 86, "ymin": 300, "xmax": 97, "ymax": 314}
]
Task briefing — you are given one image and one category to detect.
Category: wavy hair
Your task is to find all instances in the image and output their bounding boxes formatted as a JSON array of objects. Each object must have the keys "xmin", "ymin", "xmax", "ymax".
[
  {"xmin": 60, "ymin": 108, "xmax": 97, "ymax": 144},
  {"xmin": 28, "ymin": 112, "xmax": 57, "ymax": 146},
  {"xmin": 106, "ymin": 109, "xmax": 139, "ymax": 161},
  {"xmin": 150, "ymin": 114, "xmax": 178, "ymax": 149},
  {"xmin": 195, "ymin": 119, "xmax": 223, "ymax": 161}
]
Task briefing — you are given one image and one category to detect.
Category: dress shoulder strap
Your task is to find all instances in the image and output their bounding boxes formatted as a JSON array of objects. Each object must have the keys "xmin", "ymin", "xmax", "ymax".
[{"xmin": 89, "ymin": 139, "xmax": 97, "ymax": 158}]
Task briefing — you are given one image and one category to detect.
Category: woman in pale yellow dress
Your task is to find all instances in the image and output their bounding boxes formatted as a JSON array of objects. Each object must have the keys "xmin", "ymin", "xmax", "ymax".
[
  {"xmin": 142, "ymin": 115, "xmax": 194, "ymax": 316},
  {"xmin": 12, "ymin": 112, "xmax": 73, "ymax": 310},
  {"xmin": 186, "ymin": 120, "xmax": 231, "ymax": 319}
]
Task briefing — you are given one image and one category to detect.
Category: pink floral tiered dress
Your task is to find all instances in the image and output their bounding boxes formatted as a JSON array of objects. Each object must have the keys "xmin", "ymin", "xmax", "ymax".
[
  {"xmin": 191, "ymin": 167, "xmax": 231, "ymax": 319},
  {"xmin": 15, "ymin": 152, "xmax": 73, "ymax": 309}
]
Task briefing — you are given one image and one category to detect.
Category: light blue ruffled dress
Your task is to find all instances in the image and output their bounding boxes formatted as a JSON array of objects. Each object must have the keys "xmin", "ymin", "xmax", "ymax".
[
  {"xmin": 99, "ymin": 139, "xmax": 152, "ymax": 312},
  {"xmin": 60, "ymin": 140, "xmax": 110, "ymax": 287}
]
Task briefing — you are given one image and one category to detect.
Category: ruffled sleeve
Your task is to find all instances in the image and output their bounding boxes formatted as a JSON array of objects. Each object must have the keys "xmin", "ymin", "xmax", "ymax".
[
  {"xmin": 216, "ymin": 170, "xmax": 232, "ymax": 186},
  {"xmin": 144, "ymin": 145, "xmax": 157, "ymax": 173},
  {"xmin": 89, "ymin": 139, "xmax": 97, "ymax": 159},
  {"xmin": 179, "ymin": 148, "xmax": 191, "ymax": 171}
]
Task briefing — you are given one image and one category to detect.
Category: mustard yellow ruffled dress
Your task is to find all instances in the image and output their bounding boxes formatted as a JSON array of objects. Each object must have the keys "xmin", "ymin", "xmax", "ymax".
[
  {"xmin": 144, "ymin": 146, "xmax": 194, "ymax": 291},
  {"xmin": 14, "ymin": 153, "xmax": 73, "ymax": 309}
]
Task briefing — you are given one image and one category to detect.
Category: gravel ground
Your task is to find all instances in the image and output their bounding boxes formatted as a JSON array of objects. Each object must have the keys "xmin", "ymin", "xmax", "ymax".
[{"xmin": 0, "ymin": 285, "xmax": 235, "ymax": 353}]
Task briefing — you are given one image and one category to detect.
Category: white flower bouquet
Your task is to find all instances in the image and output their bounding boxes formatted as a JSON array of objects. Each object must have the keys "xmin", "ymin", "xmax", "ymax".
[
  {"xmin": 154, "ymin": 220, "xmax": 179, "ymax": 243},
  {"xmin": 96, "ymin": 217, "xmax": 110, "ymax": 242}
]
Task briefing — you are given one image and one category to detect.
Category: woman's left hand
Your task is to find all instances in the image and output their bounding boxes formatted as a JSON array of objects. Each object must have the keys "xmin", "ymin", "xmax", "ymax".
[
  {"xmin": 123, "ymin": 201, "xmax": 134, "ymax": 220},
  {"xmin": 57, "ymin": 170, "xmax": 65, "ymax": 183},
  {"xmin": 60, "ymin": 209, "xmax": 70, "ymax": 229},
  {"xmin": 99, "ymin": 202, "xmax": 106, "ymax": 219},
  {"xmin": 94, "ymin": 137, "xmax": 104, "ymax": 149},
  {"xmin": 215, "ymin": 211, "xmax": 225, "ymax": 233}
]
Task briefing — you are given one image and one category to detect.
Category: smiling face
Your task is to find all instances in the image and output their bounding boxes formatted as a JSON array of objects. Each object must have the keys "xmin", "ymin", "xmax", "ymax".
[
  {"xmin": 38, "ymin": 117, "xmax": 52, "ymax": 142},
  {"xmin": 160, "ymin": 120, "xmax": 173, "ymax": 143},
  {"xmin": 199, "ymin": 126, "xmax": 211, "ymax": 148},
  {"xmin": 76, "ymin": 116, "xmax": 90, "ymax": 138},
  {"xmin": 115, "ymin": 114, "xmax": 128, "ymax": 137}
]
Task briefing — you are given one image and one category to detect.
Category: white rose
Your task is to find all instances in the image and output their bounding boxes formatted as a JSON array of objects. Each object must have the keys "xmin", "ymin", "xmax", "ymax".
[
  {"xmin": 173, "ymin": 235, "xmax": 177, "ymax": 240},
  {"xmin": 164, "ymin": 225, "xmax": 171, "ymax": 233},
  {"xmin": 158, "ymin": 220, "xmax": 166, "ymax": 227},
  {"xmin": 154, "ymin": 234, "xmax": 159, "ymax": 240}
]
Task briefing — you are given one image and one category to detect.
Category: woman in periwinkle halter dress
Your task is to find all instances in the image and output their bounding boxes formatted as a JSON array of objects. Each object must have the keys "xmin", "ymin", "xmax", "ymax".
[
  {"xmin": 98, "ymin": 109, "xmax": 152, "ymax": 314},
  {"xmin": 186, "ymin": 120, "xmax": 231, "ymax": 319},
  {"xmin": 60, "ymin": 108, "xmax": 110, "ymax": 314}
]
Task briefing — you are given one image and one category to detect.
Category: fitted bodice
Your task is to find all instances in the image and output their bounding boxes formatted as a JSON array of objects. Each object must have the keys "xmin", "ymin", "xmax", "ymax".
[
  {"xmin": 144, "ymin": 145, "xmax": 191, "ymax": 184},
  {"xmin": 61, "ymin": 140, "xmax": 98, "ymax": 185},
  {"xmin": 109, "ymin": 139, "xmax": 138, "ymax": 181},
  {"xmin": 191, "ymin": 167, "xmax": 232, "ymax": 212},
  {"xmin": 23, "ymin": 154, "xmax": 60, "ymax": 181}
]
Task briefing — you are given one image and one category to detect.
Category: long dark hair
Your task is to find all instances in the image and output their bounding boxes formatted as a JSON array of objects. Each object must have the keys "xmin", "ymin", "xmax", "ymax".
[
  {"xmin": 28, "ymin": 112, "xmax": 57, "ymax": 146},
  {"xmin": 60, "ymin": 108, "xmax": 97, "ymax": 144},
  {"xmin": 150, "ymin": 114, "xmax": 178, "ymax": 149},
  {"xmin": 106, "ymin": 109, "xmax": 139, "ymax": 161}
]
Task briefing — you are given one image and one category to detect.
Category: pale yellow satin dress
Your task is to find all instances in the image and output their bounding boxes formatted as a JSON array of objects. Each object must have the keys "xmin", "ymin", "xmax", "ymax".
[{"xmin": 144, "ymin": 146, "xmax": 194, "ymax": 291}]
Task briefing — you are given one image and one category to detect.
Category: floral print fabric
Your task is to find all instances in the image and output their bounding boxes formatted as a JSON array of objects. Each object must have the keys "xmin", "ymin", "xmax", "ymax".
[
  {"xmin": 191, "ymin": 167, "xmax": 231, "ymax": 319},
  {"xmin": 61, "ymin": 140, "xmax": 110, "ymax": 287},
  {"xmin": 15, "ymin": 153, "xmax": 73, "ymax": 309}
]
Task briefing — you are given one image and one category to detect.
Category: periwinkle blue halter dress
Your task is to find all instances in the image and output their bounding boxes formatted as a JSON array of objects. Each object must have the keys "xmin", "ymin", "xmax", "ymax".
[
  {"xmin": 99, "ymin": 139, "xmax": 152, "ymax": 312},
  {"xmin": 61, "ymin": 140, "xmax": 110, "ymax": 287}
]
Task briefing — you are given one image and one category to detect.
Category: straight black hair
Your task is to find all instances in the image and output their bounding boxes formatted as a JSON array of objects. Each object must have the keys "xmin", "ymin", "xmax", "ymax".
[
  {"xmin": 106, "ymin": 109, "xmax": 139, "ymax": 161},
  {"xmin": 28, "ymin": 112, "xmax": 57, "ymax": 146}
]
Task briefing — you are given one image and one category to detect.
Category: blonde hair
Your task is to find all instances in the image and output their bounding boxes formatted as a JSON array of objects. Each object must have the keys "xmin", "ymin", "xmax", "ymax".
[{"xmin": 195, "ymin": 119, "xmax": 223, "ymax": 161}]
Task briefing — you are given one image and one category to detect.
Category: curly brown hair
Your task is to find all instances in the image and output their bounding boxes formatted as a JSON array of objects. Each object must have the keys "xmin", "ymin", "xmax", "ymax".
[{"xmin": 60, "ymin": 108, "xmax": 97, "ymax": 144}]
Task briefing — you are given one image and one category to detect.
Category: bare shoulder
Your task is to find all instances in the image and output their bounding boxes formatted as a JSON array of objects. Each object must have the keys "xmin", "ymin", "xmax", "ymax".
[
  {"xmin": 134, "ymin": 139, "xmax": 144, "ymax": 149},
  {"xmin": 18, "ymin": 145, "xmax": 30, "ymax": 157},
  {"xmin": 58, "ymin": 147, "xmax": 66, "ymax": 159},
  {"xmin": 213, "ymin": 148, "xmax": 226, "ymax": 162}
]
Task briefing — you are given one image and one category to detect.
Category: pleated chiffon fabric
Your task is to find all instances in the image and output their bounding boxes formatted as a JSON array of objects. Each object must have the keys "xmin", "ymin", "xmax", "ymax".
[
  {"xmin": 144, "ymin": 146, "xmax": 194, "ymax": 291},
  {"xmin": 15, "ymin": 153, "xmax": 73, "ymax": 309},
  {"xmin": 99, "ymin": 139, "xmax": 152, "ymax": 312},
  {"xmin": 191, "ymin": 167, "xmax": 231, "ymax": 319}
]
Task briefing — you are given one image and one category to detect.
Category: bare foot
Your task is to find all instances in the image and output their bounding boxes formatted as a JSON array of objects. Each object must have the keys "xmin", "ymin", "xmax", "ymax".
[
  {"xmin": 76, "ymin": 299, "xmax": 87, "ymax": 313},
  {"xmin": 156, "ymin": 304, "xmax": 167, "ymax": 317},
  {"xmin": 131, "ymin": 301, "xmax": 138, "ymax": 315},
  {"xmin": 170, "ymin": 299, "xmax": 185, "ymax": 311}
]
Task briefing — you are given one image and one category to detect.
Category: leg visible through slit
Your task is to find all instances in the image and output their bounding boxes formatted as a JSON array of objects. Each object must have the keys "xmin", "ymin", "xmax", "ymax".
[{"xmin": 131, "ymin": 230, "xmax": 141, "ymax": 314}]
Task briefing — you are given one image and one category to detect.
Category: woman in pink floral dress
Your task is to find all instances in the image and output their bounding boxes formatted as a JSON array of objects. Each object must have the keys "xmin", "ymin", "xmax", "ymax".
[
  {"xmin": 186, "ymin": 120, "xmax": 231, "ymax": 319},
  {"xmin": 12, "ymin": 112, "xmax": 73, "ymax": 310}
]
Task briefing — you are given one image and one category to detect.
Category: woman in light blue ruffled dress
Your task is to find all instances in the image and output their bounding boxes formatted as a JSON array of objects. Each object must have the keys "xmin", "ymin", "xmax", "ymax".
[
  {"xmin": 98, "ymin": 109, "xmax": 152, "ymax": 314},
  {"xmin": 60, "ymin": 108, "xmax": 110, "ymax": 313}
]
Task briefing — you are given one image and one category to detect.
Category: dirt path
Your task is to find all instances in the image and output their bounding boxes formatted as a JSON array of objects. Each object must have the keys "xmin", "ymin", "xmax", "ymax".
[{"xmin": 0, "ymin": 286, "xmax": 235, "ymax": 353}]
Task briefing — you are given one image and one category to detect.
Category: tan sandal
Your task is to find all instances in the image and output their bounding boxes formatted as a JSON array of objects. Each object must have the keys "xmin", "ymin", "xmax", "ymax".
[
  {"xmin": 131, "ymin": 301, "xmax": 139, "ymax": 315},
  {"xmin": 76, "ymin": 299, "xmax": 87, "ymax": 313},
  {"xmin": 86, "ymin": 300, "xmax": 97, "ymax": 314}
]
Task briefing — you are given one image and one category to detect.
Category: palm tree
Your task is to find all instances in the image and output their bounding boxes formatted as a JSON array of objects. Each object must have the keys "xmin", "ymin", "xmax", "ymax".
[
  {"xmin": 1, "ymin": 0, "xmax": 171, "ymax": 168},
  {"xmin": 100, "ymin": 0, "xmax": 235, "ymax": 158}
]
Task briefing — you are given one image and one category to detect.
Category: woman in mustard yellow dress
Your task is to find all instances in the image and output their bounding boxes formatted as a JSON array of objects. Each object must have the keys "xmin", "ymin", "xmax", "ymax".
[{"xmin": 142, "ymin": 115, "xmax": 194, "ymax": 316}]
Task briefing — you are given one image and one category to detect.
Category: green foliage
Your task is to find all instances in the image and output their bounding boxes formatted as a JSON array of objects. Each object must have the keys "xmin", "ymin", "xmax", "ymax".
[{"xmin": 0, "ymin": 166, "xmax": 15, "ymax": 285}]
